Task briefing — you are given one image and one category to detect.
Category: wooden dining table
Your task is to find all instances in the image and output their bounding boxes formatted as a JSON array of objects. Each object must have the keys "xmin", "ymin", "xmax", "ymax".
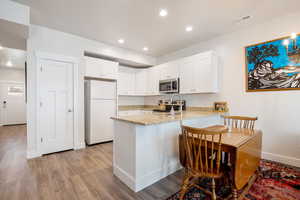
[{"xmin": 179, "ymin": 126, "xmax": 262, "ymax": 200}]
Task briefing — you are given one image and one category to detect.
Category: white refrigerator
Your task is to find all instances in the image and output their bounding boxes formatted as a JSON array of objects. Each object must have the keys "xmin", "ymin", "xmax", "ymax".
[{"xmin": 85, "ymin": 80, "xmax": 117, "ymax": 145}]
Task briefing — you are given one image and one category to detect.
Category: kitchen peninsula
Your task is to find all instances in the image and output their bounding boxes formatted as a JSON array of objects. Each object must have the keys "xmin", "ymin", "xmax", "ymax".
[{"xmin": 111, "ymin": 110, "xmax": 222, "ymax": 192}]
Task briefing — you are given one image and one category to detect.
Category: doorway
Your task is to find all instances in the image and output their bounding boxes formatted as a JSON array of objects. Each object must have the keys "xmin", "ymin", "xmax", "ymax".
[
  {"xmin": 0, "ymin": 47, "xmax": 27, "ymax": 126},
  {"xmin": 0, "ymin": 82, "xmax": 26, "ymax": 125}
]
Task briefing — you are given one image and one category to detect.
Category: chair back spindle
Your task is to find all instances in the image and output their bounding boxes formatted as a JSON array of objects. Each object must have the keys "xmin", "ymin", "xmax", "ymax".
[
  {"xmin": 182, "ymin": 126, "xmax": 227, "ymax": 176},
  {"xmin": 223, "ymin": 116, "xmax": 257, "ymax": 130}
]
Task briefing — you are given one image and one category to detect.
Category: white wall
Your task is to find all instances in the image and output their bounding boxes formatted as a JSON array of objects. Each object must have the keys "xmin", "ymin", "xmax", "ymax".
[
  {"xmin": 26, "ymin": 25, "xmax": 156, "ymax": 158},
  {"xmin": 118, "ymin": 96, "xmax": 145, "ymax": 106},
  {"xmin": 148, "ymin": 12, "xmax": 300, "ymax": 166},
  {"xmin": 0, "ymin": 68, "xmax": 25, "ymax": 83},
  {"xmin": 0, "ymin": 0, "xmax": 30, "ymax": 26},
  {"xmin": 0, "ymin": 0, "xmax": 29, "ymax": 50}
]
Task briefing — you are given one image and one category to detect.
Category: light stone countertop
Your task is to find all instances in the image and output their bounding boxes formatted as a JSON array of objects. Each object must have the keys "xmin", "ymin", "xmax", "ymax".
[{"xmin": 111, "ymin": 111, "xmax": 220, "ymax": 126}]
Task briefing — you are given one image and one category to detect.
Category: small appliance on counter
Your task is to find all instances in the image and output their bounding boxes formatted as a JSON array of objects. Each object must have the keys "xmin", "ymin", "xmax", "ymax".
[{"xmin": 153, "ymin": 99, "xmax": 186, "ymax": 112}]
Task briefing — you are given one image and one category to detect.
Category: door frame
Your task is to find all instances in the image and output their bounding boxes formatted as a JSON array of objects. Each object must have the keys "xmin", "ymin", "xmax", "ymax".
[
  {"xmin": 35, "ymin": 51, "xmax": 79, "ymax": 155},
  {"xmin": 0, "ymin": 81, "xmax": 26, "ymax": 125}
]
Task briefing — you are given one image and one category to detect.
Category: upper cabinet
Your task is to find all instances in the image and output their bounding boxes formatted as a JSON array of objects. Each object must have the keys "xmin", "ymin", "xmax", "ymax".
[
  {"xmin": 179, "ymin": 51, "xmax": 218, "ymax": 94},
  {"xmin": 85, "ymin": 56, "xmax": 118, "ymax": 80},
  {"xmin": 146, "ymin": 66, "xmax": 160, "ymax": 96},
  {"xmin": 158, "ymin": 60, "xmax": 180, "ymax": 80},
  {"xmin": 116, "ymin": 50, "xmax": 219, "ymax": 96},
  {"xmin": 135, "ymin": 69, "xmax": 148, "ymax": 96},
  {"xmin": 118, "ymin": 66, "xmax": 136, "ymax": 96}
]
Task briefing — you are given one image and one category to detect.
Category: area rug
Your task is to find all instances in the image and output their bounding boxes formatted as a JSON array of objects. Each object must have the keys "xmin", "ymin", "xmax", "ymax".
[{"xmin": 166, "ymin": 160, "xmax": 300, "ymax": 200}]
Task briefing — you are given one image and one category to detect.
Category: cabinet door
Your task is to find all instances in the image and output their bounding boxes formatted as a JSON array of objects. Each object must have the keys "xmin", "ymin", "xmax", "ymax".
[
  {"xmin": 85, "ymin": 56, "xmax": 102, "ymax": 78},
  {"xmin": 179, "ymin": 58, "xmax": 196, "ymax": 94},
  {"xmin": 194, "ymin": 54, "xmax": 218, "ymax": 93},
  {"xmin": 146, "ymin": 67, "xmax": 159, "ymax": 95},
  {"xmin": 85, "ymin": 56, "xmax": 118, "ymax": 79},
  {"xmin": 135, "ymin": 69, "xmax": 147, "ymax": 95},
  {"xmin": 118, "ymin": 66, "xmax": 136, "ymax": 95},
  {"xmin": 158, "ymin": 61, "xmax": 179, "ymax": 80},
  {"xmin": 101, "ymin": 60, "xmax": 118, "ymax": 79},
  {"xmin": 179, "ymin": 51, "xmax": 218, "ymax": 94}
]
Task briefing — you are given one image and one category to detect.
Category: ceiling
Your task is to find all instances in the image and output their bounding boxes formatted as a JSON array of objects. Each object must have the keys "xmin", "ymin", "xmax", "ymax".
[
  {"xmin": 0, "ymin": 47, "xmax": 26, "ymax": 69},
  {"xmin": 13, "ymin": 0, "xmax": 300, "ymax": 56}
]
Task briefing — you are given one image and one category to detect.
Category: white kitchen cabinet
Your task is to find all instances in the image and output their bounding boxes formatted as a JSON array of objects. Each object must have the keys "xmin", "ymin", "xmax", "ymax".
[
  {"xmin": 117, "ymin": 50, "xmax": 218, "ymax": 96},
  {"xmin": 135, "ymin": 69, "xmax": 148, "ymax": 96},
  {"xmin": 179, "ymin": 59, "xmax": 195, "ymax": 94},
  {"xmin": 118, "ymin": 66, "xmax": 159, "ymax": 96},
  {"xmin": 85, "ymin": 56, "xmax": 118, "ymax": 80},
  {"xmin": 118, "ymin": 66, "xmax": 136, "ymax": 95},
  {"xmin": 146, "ymin": 66, "xmax": 159, "ymax": 96},
  {"xmin": 158, "ymin": 60, "xmax": 180, "ymax": 80},
  {"xmin": 179, "ymin": 51, "xmax": 218, "ymax": 94}
]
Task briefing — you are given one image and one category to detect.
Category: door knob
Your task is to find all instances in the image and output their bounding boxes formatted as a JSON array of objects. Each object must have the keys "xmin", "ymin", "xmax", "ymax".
[
  {"xmin": 68, "ymin": 109, "xmax": 73, "ymax": 113},
  {"xmin": 3, "ymin": 101, "xmax": 7, "ymax": 104}
]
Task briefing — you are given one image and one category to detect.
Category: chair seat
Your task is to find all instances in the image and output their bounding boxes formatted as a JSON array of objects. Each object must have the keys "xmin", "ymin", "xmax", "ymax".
[{"xmin": 188, "ymin": 163, "xmax": 229, "ymax": 179}]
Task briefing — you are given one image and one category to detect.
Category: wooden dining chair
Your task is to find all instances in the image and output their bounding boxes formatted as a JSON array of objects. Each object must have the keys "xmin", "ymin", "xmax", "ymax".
[
  {"xmin": 222, "ymin": 116, "xmax": 258, "ymax": 130},
  {"xmin": 180, "ymin": 125, "xmax": 229, "ymax": 200}
]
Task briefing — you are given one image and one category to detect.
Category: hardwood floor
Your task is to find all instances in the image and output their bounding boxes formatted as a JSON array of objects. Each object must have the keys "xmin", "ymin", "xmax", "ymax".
[{"xmin": 0, "ymin": 125, "xmax": 183, "ymax": 200}]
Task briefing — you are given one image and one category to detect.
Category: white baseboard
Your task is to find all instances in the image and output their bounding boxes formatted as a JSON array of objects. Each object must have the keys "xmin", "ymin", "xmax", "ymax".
[
  {"xmin": 262, "ymin": 152, "xmax": 300, "ymax": 168},
  {"xmin": 113, "ymin": 165, "xmax": 136, "ymax": 191},
  {"xmin": 113, "ymin": 162, "xmax": 182, "ymax": 192},
  {"xmin": 74, "ymin": 142, "xmax": 86, "ymax": 150},
  {"xmin": 135, "ymin": 161, "xmax": 182, "ymax": 192},
  {"xmin": 27, "ymin": 150, "xmax": 41, "ymax": 159}
]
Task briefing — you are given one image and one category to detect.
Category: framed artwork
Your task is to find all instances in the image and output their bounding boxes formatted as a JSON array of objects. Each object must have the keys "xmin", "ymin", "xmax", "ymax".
[
  {"xmin": 245, "ymin": 33, "xmax": 300, "ymax": 92},
  {"xmin": 214, "ymin": 102, "xmax": 228, "ymax": 112}
]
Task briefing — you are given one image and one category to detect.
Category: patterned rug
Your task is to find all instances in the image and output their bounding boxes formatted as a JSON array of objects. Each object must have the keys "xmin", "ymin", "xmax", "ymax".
[{"xmin": 166, "ymin": 160, "xmax": 300, "ymax": 200}]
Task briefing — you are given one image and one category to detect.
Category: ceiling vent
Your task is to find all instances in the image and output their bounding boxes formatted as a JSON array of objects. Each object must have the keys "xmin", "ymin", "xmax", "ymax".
[{"xmin": 235, "ymin": 15, "xmax": 252, "ymax": 24}]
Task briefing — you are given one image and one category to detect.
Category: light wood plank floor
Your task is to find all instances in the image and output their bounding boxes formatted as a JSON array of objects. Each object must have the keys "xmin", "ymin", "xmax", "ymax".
[{"xmin": 0, "ymin": 125, "xmax": 183, "ymax": 200}]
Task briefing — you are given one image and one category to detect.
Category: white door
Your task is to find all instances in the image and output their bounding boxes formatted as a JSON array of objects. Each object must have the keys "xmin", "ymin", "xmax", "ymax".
[
  {"xmin": 39, "ymin": 59, "xmax": 74, "ymax": 155},
  {"xmin": 0, "ymin": 83, "xmax": 26, "ymax": 125}
]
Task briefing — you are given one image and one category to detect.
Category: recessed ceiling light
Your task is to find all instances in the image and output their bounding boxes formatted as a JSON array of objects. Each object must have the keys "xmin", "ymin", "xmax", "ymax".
[
  {"xmin": 291, "ymin": 33, "xmax": 297, "ymax": 39},
  {"xmin": 118, "ymin": 39, "xmax": 125, "ymax": 44},
  {"xmin": 185, "ymin": 26, "xmax": 193, "ymax": 32},
  {"xmin": 159, "ymin": 9, "xmax": 168, "ymax": 17},
  {"xmin": 143, "ymin": 47, "xmax": 149, "ymax": 51},
  {"xmin": 6, "ymin": 61, "xmax": 13, "ymax": 67}
]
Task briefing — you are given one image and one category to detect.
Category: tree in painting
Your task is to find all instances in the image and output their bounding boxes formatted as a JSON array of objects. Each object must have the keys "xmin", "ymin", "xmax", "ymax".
[{"xmin": 247, "ymin": 44, "xmax": 279, "ymax": 67}]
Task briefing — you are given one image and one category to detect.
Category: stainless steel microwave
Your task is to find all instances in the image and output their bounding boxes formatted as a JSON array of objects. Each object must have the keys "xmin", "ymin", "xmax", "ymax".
[{"xmin": 159, "ymin": 78, "xmax": 179, "ymax": 93}]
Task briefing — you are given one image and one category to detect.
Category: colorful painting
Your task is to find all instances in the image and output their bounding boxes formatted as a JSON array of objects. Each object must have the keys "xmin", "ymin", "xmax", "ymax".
[{"xmin": 245, "ymin": 33, "xmax": 300, "ymax": 92}]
